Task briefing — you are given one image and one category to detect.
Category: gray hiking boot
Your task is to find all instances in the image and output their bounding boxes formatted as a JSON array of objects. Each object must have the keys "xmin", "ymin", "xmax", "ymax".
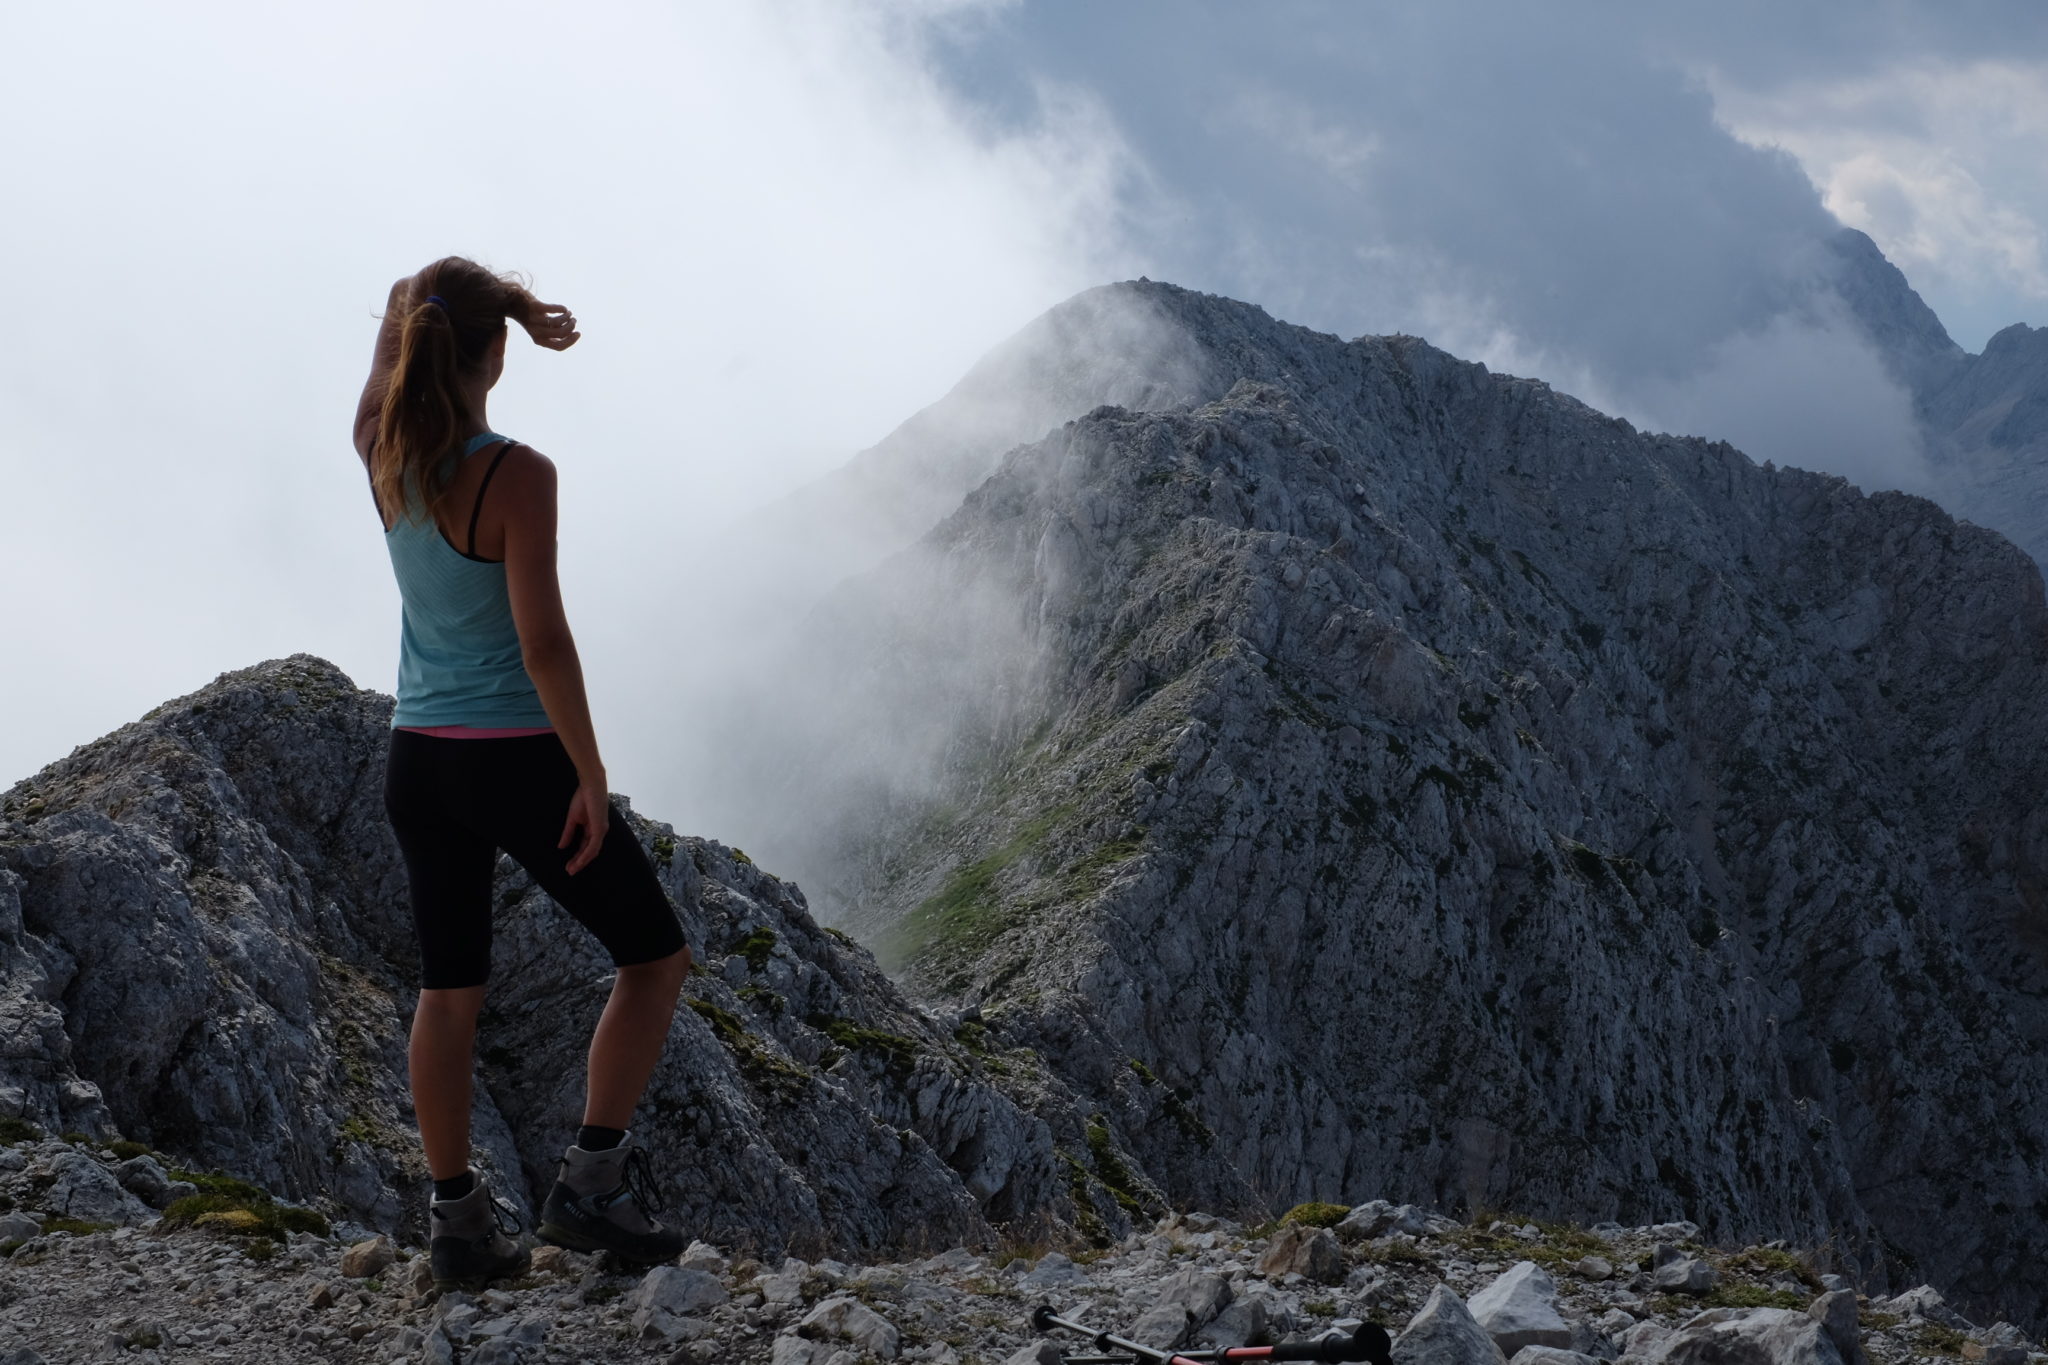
[
  {"xmin": 428, "ymin": 1169, "xmax": 530, "ymax": 1290},
  {"xmin": 535, "ymin": 1131, "xmax": 686, "ymax": 1264}
]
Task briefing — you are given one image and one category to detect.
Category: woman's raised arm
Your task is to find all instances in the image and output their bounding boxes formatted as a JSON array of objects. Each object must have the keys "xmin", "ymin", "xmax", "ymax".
[{"xmin": 353, "ymin": 275, "xmax": 418, "ymax": 464}]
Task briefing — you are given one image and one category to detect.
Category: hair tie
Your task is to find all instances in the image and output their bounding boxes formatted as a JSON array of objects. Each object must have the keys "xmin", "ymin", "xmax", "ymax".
[{"xmin": 426, "ymin": 294, "xmax": 449, "ymax": 311}]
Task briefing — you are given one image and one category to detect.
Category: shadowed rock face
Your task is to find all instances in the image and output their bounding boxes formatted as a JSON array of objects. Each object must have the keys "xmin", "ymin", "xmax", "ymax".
[
  {"xmin": 807, "ymin": 282, "xmax": 2048, "ymax": 1329},
  {"xmin": 0, "ymin": 655, "xmax": 1083, "ymax": 1257}
]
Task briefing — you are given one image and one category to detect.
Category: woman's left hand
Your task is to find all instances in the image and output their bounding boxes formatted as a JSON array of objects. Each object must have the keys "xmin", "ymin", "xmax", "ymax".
[{"xmin": 518, "ymin": 299, "xmax": 581, "ymax": 351}]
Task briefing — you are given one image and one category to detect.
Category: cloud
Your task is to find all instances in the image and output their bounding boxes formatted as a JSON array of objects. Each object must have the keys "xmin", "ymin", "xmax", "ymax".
[
  {"xmin": 1708, "ymin": 57, "xmax": 2048, "ymax": 349},
  {"xmin": 0, "ymin": 0, "xmax": 1140, "ymax": 797}
]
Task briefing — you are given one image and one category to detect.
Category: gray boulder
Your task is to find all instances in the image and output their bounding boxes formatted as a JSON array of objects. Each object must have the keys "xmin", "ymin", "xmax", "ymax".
[
  {"xmin": 1639, "ymin": 1308, "xmax": 1844, "ymax": 1365},
  {"xmin": 1020, "ymin": 1252, "xmax": 1092, "ymax": 1290},
  {"xmin": 1806, "ymin": 1291, "xmax": 1863, "ymax": 1365},
  {"xmin": 1510, "ymin": 1351, "xmax": 1603, "ymax": 1365},
  {"xmin": 1153, "ymin": 1267, "xmax": 1234, "ymax": 1325},
  {"xmin": 799, "ymin": 1295, "xmax": 901, "ymax": 1360},
  {"xmin": 630, "ymin": 1265, "xmax": 728, "ymax": 1317},
  {"xmin": 1200, "ymin": 1287, "xmax": 1283, "ymax": 1348},
  {"xmin": 1469, "ymin": 1262, "xmax": 1574, "ymax": 1357},
  {"xmin": 1131, "ymin": 1305, "xmax": 1195, "ymax": 1349},
  {"xmin": 1393, "ymin": 1285, "xmax": 1509, "ymax": 1365},
  {"xmin": 1258, "ymin": 1225, "xmax": 1344, "ymax": 1284},
  {"xmin": 37, "ymin": 1150, "xmax": 151, "ymax": 1224},
  {"xmin": 1651, "ymin": 1259, "xmax": 1721, "ymax": 1295}
]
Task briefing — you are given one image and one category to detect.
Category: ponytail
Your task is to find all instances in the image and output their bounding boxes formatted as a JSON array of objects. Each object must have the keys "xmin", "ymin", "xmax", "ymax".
[{"xmin": 371, "ymin": 257, "xmax": 526, "ymax": 525}]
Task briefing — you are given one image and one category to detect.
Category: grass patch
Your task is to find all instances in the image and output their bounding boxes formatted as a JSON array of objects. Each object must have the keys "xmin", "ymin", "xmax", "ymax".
[
  {"xmin": 1721, "ymin": 1246, "xmax": 1823, "ymax": 1291},
  {"xmin": 0, "ymin": 1118, "xmax": 40, "ymax": 1145},
  {"xmin": 161, "ymin": 1183, "xmax": 329, "ymax": 1242},
  {"xmin": 688, "ymin": 997, "xmax": 812, "ymax": 1098},
  {"xmin": 806, "ymin": 1013, "xmax": 919, "ymax": 1080},
  {"xmin": 652, "ymin": 834, "xmax": 676, "ymax": 867},
  {"xmin": 1281, "ymin": 1201, "xmax": 1350, "ymax": 1229},
  {"xmin": 1358, "ymin": 1238, "xmax": 1435, "ymax": 1267},
  {"xmin": 734, "ymin": 926, "xmax": 777, "ymax": 972},
  {"xmin": 1083, "ymin": 1116, "xmax": 1146, "ymax": 1215},
  {"xmin": 41, "ymin": 1217, "xmax": 113, "ymax": 1237},
  {"xmin": 105, "ymin": 1140, "xmax": 152, "ymax": 1161},
  {"xmin": 884, "ymin": 807, "xmax": 1073, "ymax": 968},
  {"xmin": 1911, "ymin": 1325, "xmax": 1971, "ymax": 1357}
]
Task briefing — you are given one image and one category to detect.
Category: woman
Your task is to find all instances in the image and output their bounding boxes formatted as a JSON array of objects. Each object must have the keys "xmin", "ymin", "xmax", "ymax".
[{"xmin": 354, "ymin": 256, "xmax": 695, "ymax": 1289}]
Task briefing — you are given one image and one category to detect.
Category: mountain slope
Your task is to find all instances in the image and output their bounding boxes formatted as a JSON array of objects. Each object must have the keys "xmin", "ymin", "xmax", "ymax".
[
  {"xmin": 1827, "ymin": 227, "xmax": 2048, "ymax": 572},
  {"xmin": 0, "ymin": 657, "xmax": 1095, "ymax": 1257},
  {"xmin": 808, "ymin": 282, "xmax": 2048, "ymax": 1330}
]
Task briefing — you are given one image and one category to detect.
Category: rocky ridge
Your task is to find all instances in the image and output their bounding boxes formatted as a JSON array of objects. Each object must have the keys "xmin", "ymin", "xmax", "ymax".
[
  {"xmin": 1825, "ymin": 227, "xmax": 2048, "ymax": 573},
  {"xmin": 788, "ymin": 282, "xmax": 2048, "ymax": 1328},
  {"xmin": 0, "ymin": 656, "xmax": 1131, "ymax": 1260},
  {"xmin": 1, "ymin": 1135, "xmax": 2041, "ymax": 1365}
]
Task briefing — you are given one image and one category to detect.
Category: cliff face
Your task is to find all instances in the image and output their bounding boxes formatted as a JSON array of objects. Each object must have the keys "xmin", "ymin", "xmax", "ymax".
[
  {"xmin": 803, "ymin": 283, "xmax": 2048, "ymax": 1329},
  {"xmin": 0, "ymin": 656, "xmax": 1088, "ymax": 1258},
  {"xmin": 1825, "ymin": 227, "xmax": 2048, "ymax": 575}
]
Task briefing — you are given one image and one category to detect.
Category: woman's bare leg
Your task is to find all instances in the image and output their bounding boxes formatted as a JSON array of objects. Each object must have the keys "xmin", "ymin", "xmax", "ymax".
[
  {"xmin": 410, "ymin": 984, "xmax": 488, "ymax": 1180},
  {"xmin": 583, "ymin": 948, "xmax": 691, "ymax": 1130}
]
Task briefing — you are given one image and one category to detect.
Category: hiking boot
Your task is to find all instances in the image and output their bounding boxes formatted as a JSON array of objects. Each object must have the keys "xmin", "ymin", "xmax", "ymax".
[
  {"xmin": 428, "ymin": 1169, "xmax": 530, "ymax": 1290},
  {"xmin": 535, "ymin": 1131, "xmax": 686, "ymax": 1264}
]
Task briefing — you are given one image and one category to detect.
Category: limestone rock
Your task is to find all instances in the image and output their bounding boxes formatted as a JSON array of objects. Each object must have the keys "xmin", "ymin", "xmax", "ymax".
[
  {"xmin": 1806, "ymin": 1291, "xmax": 1863, "ymax": 1365},
  {"xmin": 37, "ymin": 1151, "xmax": 151, "ymax": 1225},
  {"xmin": 1651, "ymin": 1260, "xmax": 1721, "ymax": 1296},
  {"xmin": 1470, "ymin": 1263, "xmax": 1575, "ymax": 1357},
  {"xmin": 1020, "ymin": 1252, "xmax": 1092, "ymax": 1290},
  {"xmin": 339, "ymin": 1234, "xmax": 396, "ymax": 1279},
  {"xmin": 800, "ymin": 1295, "xmax": 901, "ymax": 1359},
  {"xmin": 1640, "ymin": 1308, "xmax": 1845, "ymax": 1365},
  {"xmin": 1153, "ymin": 1266, "xmax": 1234, "ymax": 1324},
  {"xmin": 1510, "ymin": 1350, "xmax": 1603, "ymax": 1365},
  {"xmin": 631, "ymin": 1265, "xmax": 728, "ymax": 1317},
  {"xmin": 1257, "ymin": 1225, "xmax": 1344, "ymax": 1284},
  {"xmin": 1394, "ymin": 1285, "xmax": 1509, "ymax": 1365},
  {"xmin": 1131, "ymin": 1304, "xmax": 1194, "ymax": 1349}
]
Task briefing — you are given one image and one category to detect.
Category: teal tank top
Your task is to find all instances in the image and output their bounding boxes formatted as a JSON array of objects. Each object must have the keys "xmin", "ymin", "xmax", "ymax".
[{"xmin": 383, "ymin": 431, "xmax": 552, "ymax": 728}]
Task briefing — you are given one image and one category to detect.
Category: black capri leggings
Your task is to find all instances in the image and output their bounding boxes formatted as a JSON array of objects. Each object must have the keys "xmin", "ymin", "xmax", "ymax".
[{"xmin": 383, "ymin": 729, "xmax": 687, "ymax": 989}]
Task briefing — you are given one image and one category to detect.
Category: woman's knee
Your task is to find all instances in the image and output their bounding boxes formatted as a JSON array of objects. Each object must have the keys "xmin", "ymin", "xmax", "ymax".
[{"xmin": 619, "ymin": 945, "xmax": 691, "ymax": 989}]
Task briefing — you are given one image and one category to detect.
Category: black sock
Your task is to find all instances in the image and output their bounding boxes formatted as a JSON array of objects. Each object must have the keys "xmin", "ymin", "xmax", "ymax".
[
  {"xmin": 432, "ymin": 1170, "xmax": 475, "ymax": 1201},
  {"xmin": 578, "ymin": 1125, "xmax": 626, "ymax": 1152}
]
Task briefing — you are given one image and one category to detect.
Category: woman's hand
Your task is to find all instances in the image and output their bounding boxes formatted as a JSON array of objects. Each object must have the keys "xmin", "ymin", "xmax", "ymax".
[
  {"xmin": 517, "ymin": 297, "xmax": 581, "ymax": 351},
  {"xmin": 560, "ymin": 778, "xmax": 610, "ymax": 874}
]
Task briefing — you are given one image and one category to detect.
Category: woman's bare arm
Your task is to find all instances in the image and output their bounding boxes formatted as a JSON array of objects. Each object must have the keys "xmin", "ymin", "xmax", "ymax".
[
  {"xmin": 353, "ymin": 276, "xmax": 420, "ymax": 464},
  {"xmin": 498, "ymin": 447, "xmax": 612, "ymax": 873}
]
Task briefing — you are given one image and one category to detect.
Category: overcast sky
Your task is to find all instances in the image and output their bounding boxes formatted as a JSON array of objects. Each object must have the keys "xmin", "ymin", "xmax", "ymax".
[{"xmin": 5, "ymin": 1, "xmax": 2046, "ymax": 833}]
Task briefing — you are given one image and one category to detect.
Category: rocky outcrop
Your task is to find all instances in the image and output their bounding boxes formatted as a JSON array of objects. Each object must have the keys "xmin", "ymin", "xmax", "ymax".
[
  {"xmin": 793, "ymin": 281, "xmax": 2048, "ymax": 1328},
  {"xmin": 0, "ymin": 656, "xmax": 1079, "ymax": 1256},
  {"xmin": 11, "ymin": 1183, "xmax": 2035, "ymax": 1365}
]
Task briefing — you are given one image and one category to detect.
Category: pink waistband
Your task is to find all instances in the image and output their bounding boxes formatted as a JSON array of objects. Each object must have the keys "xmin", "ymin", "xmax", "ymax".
[{"xmin": 396, "ymin": 725, "xmax": 557, "ymax": 739}]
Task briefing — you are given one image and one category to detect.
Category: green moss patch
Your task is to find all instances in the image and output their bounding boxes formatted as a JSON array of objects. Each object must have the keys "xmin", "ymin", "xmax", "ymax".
[
  {"xmin": 885, "ymin": 808, "xmax": 1072, "ymax": 969},
  {"xmin": 734, "ymin": 926, "xmax": 777, "ymax": 973},
  {"xmin": 806, "ymin": 1013, "xmax": 919, "ymax": 1080},
  {"xmin": 162, "ymin": 1187, "xmax": 328, "ymax": 1242},
  {"xmin": 1281, "ymin": 1201, "xmax": 1351, "ymax": 1229}
]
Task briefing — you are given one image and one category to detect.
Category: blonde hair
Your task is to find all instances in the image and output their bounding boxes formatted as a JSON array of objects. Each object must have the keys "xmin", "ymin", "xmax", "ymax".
[{"xmin": 372, "ymin": 256, "xmax": 529, "ymax": 525}]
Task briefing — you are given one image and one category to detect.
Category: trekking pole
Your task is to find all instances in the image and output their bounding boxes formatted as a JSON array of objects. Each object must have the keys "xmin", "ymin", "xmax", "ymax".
[{"xmin": 1031, "ymin": 1305, "xmax": 1392, "ymax": 1365}]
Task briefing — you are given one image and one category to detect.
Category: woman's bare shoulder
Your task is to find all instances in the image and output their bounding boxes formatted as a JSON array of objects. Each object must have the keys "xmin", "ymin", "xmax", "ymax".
[{"xmin": 494, "ymin": 442, "xmax": 559, "ymax": 511}]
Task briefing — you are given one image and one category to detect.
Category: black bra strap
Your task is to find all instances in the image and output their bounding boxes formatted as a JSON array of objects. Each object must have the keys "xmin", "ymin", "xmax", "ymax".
[{"xmin": 468, "ymin": 442, "xmax": 515, "ymax": 557}]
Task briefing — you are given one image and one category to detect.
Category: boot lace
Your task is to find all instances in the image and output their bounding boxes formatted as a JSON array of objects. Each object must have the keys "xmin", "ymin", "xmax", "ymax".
[{"xmin": 621, "ymin": 1146, "xmax": 667, "ymax": 1216}]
